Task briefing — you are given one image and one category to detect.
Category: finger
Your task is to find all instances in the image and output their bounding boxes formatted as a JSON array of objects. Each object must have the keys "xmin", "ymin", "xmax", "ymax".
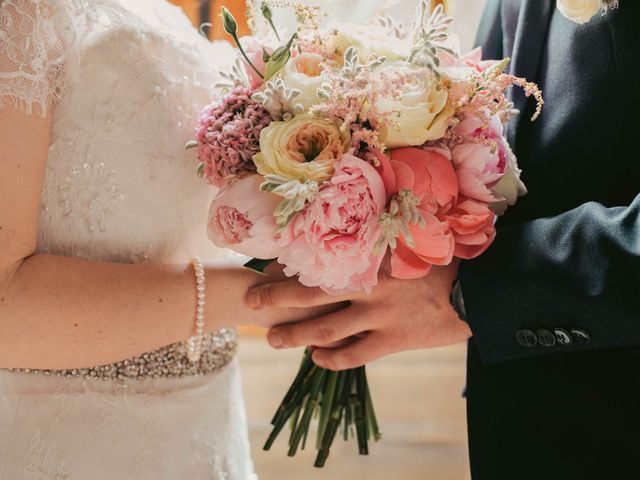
[
  {"xmin": 247, "ymin": 279, "xmax": 358, "ymax": 309},
  {"xmin": 311, "ymin": 332, "xmax": 395, "ymax": 371},
  {"xmin": 266, "ymin": 307, "xmax": 372, "ymax": 349}
]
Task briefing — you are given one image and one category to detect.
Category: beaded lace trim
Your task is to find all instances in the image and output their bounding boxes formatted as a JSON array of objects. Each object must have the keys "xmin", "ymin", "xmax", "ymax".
[{"xmin": 8, "ymin": 329, "xmax": 237, "ymax": 380}]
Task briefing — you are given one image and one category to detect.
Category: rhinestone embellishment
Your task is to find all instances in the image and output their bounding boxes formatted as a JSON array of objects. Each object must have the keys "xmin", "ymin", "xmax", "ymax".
[{"xmin": 8, "ymin": 329, "xmax": 237, "ymax": 381}]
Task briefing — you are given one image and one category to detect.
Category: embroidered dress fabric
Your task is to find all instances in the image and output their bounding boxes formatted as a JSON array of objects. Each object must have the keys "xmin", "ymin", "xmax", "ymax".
[{"xmin": 0, "ymin": 0, "xmax": 256, "ymax": 478}]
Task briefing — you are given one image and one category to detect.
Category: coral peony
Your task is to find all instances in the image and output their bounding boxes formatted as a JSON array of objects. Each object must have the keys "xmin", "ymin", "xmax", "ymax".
[
  {"xmin": 442, "ymin": 198, "xmax": 496, "ymax": 259},
  {"xmin": 385, "ymin": 147, "xmax": 458, "ymax": 279},
  {"xmin": 196, "ymin": 87, "xmax": 272, "ymax": 187}
]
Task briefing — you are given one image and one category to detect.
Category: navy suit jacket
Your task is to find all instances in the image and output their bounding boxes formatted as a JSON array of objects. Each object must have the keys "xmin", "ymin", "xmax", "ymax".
[{"xmin": 459, "ymin": 1, "xmax": 640, "ymax": 478}]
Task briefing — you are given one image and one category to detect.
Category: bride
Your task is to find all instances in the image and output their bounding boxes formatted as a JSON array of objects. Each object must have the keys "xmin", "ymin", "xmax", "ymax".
[{"xmin": 0, "ymin": 0, "xmax": 343, "ymax": 478}]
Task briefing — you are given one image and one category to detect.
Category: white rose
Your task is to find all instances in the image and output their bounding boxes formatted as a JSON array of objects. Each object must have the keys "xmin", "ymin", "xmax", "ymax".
[
  {"xmin": 376, "ymin": 62, "xmax": 452, "ymax": 149},
  {"xmin": 491, "ymin": 145, "xmax": 528, "ymax": 215},
  {"xmin": 282, "ymin": 53, "xmax": 326, "ymax": 112},
  {"xmin": 328, "ymin": 23, "xmax": 410, "ymax": 61},
  {"xmin": 557, "ymin": 0, "xmax": 602, "ymax": 24}
]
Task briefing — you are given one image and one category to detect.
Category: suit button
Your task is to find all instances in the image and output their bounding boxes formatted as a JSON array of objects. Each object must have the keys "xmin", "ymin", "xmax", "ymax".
[
  {"xmin": 570, "ymin": 329, "xmax": 590, "ymax": 344},
  {"xmin": 554, "ymin": 328, "xmax": 573, "ymax": 346},
  {"xmin": 516, "ymin": 329, "xmax": 537, "ymax": 347},
  {"xmin": 537, "ymin": 329, "xmax": 556, "ymax": 347}
]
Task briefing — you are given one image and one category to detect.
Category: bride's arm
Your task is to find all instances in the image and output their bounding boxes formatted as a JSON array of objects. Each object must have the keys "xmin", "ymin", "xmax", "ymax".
[{"xmin": 0, "ymin": 105, "xmax": 324, "ymax": 370}]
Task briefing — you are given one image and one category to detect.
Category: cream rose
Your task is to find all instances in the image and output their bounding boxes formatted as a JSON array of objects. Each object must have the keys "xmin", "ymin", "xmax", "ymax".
[
  {"xmin": 376, "ymin": 62, "xmax": 452, "ymax": 149},
  {"xmin": 282, "ymin": 53, "xmax": 326, "ymax": 112},
  {"xmin": 557, "ymin": 0, "xmax": 603, "ymax": 24},
  {"xmin": 253, "ymin": 114, "xmax": 350, "ymax": 182},
  {"xmin": 328, "ymin": 23, "xmax": 410, "ymax": 61}
]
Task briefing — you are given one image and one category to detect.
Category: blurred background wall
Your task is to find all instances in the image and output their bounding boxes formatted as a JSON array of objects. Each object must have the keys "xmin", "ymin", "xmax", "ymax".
[{"xmin": 167, "ymin": 1, "xmax": 486, "ymax": 478}]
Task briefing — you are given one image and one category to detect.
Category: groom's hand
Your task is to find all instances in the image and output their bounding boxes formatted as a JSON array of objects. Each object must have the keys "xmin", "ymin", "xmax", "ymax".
[{"xmin": 245, "ymin": 259, "xmax": 472, "ymax": 371}]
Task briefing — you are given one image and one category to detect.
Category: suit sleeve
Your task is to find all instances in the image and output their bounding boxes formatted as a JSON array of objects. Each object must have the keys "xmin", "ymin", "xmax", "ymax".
[{"xmin": 459, "ymin": 196, "xmax": 640, "ymax": 365}]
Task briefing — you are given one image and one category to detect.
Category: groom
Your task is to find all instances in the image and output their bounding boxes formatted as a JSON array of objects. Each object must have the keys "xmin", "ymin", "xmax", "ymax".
[{"xmin": 247, "ymin": 0, "xmax": 640, "ymax": 478}]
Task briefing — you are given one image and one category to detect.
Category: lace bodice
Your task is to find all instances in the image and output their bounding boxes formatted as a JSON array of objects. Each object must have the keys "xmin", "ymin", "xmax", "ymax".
[
  {"xmin": 2, "ymin": 0, "xmax": 237, "ymax": 263},
  {"xmin": 0, "ymin": 2, "xmax": 257, "ymax": 479}
]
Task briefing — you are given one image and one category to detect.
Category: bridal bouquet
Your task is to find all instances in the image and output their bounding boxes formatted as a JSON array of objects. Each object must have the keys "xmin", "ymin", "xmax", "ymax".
[{"xmin": 188, "ymin": 0, "xmax": 542, "ymax": 467}]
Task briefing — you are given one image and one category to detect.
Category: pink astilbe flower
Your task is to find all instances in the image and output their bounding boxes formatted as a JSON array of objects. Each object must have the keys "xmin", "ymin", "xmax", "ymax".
[{"xmin": 196, "ymin": 87, "xmax": 272, "ymax": 187}]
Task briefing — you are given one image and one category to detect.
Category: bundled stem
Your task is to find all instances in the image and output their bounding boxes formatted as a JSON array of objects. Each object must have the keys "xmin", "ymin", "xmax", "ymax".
[{"xmin": 263, "ymin": 349, "xmax": 382, "ymax": 468}]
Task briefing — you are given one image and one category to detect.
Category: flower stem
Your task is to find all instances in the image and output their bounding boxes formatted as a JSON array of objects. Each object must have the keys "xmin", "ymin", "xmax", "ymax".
[
  {"xmin": 365, "ymin": 378, "xmax": 382, "ymax": 441},
  {"xmin": 270, "ymin": 349, "xmax": 314, "ymax": 425},
  {"xmin": 354, "ymin": 367, "xmax": 369, "ymax": 455},
  {"xmin": 314, "ymin": 370, "xmax": 354, "ymax": 467},
  {"xmin": 230, "ymin": 32, "xmax": 264, "ymax": 80},
  {"xmin": 264, "ymin": 364, "xmax": 317, "ymax": 450},
  {"xmin": 288, "ymin": 369, "xmax": 327, "ymax": 456},
  {"xmin": 316, "ymin": 371, "xmax": 338, "ymax": 449}
]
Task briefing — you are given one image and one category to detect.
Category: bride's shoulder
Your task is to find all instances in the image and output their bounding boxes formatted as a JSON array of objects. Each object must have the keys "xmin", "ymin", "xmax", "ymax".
[{"xmin": 0, "ymin": 0, "xmax": 67, "ymax": 116}]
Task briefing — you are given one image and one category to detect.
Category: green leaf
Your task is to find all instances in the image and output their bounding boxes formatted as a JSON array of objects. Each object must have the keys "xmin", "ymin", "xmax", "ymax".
[
  {"xmin": 185, "ymin": 140, "xmax": 198, "ymax": 150},
  {"xmin": 263, "ymin": 33, "xmax": 297, "ymax": 81},
  {"xmin": 244, "ymin": 258, "xmax": 276, "ymax": 274},
  {"xmin": 196, "ymin": 163, "xmax": 204, "ymax": 177},
  {"xmin": 264, "ymin": 48, "xmax": 291, "ymax": 80},
  {"xmin": 485, "ymin": 57, "xmax": 511, "ymax": 78},
  {"xmin": 262, "ymin": 48, "xmax": 272, "ymax": 63}
]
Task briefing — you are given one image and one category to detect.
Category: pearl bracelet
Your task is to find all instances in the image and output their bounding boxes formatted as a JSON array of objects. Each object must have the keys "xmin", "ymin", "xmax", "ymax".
[{"xmin": 186, "ymin": 257, "xmax": 206, "ymax": 363}]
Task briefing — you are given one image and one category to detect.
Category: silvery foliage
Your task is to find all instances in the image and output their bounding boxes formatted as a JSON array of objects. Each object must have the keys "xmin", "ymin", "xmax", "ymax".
[
  {"xmin": 260, "ymin": 175, "xmax": 320, "ymax": 228},
  {"xmin": 407, "ymin": 2, "xmax": 457, "ymax": 79},
  {"xmin": 375, "ymin": 189, "xmax": 426, "ymax": 253},
  {"xmin": 252, "ymin": 77, "xmax": 304, "ymax": 120},
  {"xmin": 373, "ymin": 14, "xmax": 409, "ymax": 39},
  {"xmin": 214, "ymin": 58, "xmax": 250, "ymax": 91},
  {"xmin": 317, "ymin": 46, "xmax": 387, "ymax": 100}
]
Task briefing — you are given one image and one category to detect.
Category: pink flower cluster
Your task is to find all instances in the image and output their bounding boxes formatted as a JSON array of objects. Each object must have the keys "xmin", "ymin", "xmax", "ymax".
[
  {"xmin": 191, "ymin": 24, "xmax": 534, "ymax": 295},
  {"xmin": 207, "ymin": 142, "xmax": 501, "ymax": 293},
  {"xmin": 196, "ymin": 87, "xmax": 272, "ymax": 187}
]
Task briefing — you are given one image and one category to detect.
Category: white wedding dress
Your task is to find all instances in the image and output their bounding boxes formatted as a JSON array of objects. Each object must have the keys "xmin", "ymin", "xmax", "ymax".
[{"xmin": 0, "ymin": 0, "xmax": 257, "ymax": 478}]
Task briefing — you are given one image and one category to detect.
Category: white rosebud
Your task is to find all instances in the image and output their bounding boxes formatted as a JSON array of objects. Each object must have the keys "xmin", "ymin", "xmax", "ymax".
[{"xmin": 557, "ymin": 0, "xmax": 603, "ymax": 24}]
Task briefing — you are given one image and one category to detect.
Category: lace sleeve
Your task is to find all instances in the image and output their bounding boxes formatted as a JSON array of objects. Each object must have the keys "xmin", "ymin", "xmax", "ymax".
[{"xmin": 0, "ymin": 0, "xmax": 65, "ymax": 116}]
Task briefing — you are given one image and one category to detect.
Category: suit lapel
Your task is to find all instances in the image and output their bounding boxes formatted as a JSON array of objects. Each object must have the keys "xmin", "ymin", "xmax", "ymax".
[{"xmin": 506, "ymin": 0, "xmax": 554, "ymax": 144}]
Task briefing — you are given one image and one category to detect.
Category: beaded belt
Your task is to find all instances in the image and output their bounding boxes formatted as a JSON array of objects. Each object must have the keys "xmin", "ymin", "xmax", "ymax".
[{"xmin": 8, "ymin": 329, "xmax": 237, "ymax": 381}]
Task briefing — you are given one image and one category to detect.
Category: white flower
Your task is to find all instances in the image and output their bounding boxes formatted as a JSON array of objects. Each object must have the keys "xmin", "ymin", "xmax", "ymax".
[
  {"xmin": 375, "ymin": 62, "xmax": 452, "ymax": 149},
  {"xmin": 557, "ymin": 0, "xmax": 603, "ymax": 24},
  {"xmin": 328, "ymin": 23, "xmax": 410, "ymax": 61},
  {"xmin": 282, "ymin": 53, "xmax": 327, "ymax": 112}
]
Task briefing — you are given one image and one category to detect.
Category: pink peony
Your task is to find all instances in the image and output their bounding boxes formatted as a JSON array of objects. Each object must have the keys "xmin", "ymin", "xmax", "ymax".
[
  {"xmin": 278, "ymin": 154, "xmax": 387, "ymax": 294},
  {"xmin": 385, "ymin": 148, "xmax": 458, "ymax": 279},
  {"xmin": 207, "ymin": 175, "xmax": 283, "ymax": 259},
  {"xmin": 451, "ymin": 114, "xmax": 508, "ymax": 203},
  {"xmin": 240, "ymin": 36, "xmax": 269, "ymax": 89},
  {"xmin": 441, "ymin": 198, "xmax": 496, "ymax": 259},
  {"xmin": 196, "ymin": 87, "xmax": 272, "ymax": 187}
]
